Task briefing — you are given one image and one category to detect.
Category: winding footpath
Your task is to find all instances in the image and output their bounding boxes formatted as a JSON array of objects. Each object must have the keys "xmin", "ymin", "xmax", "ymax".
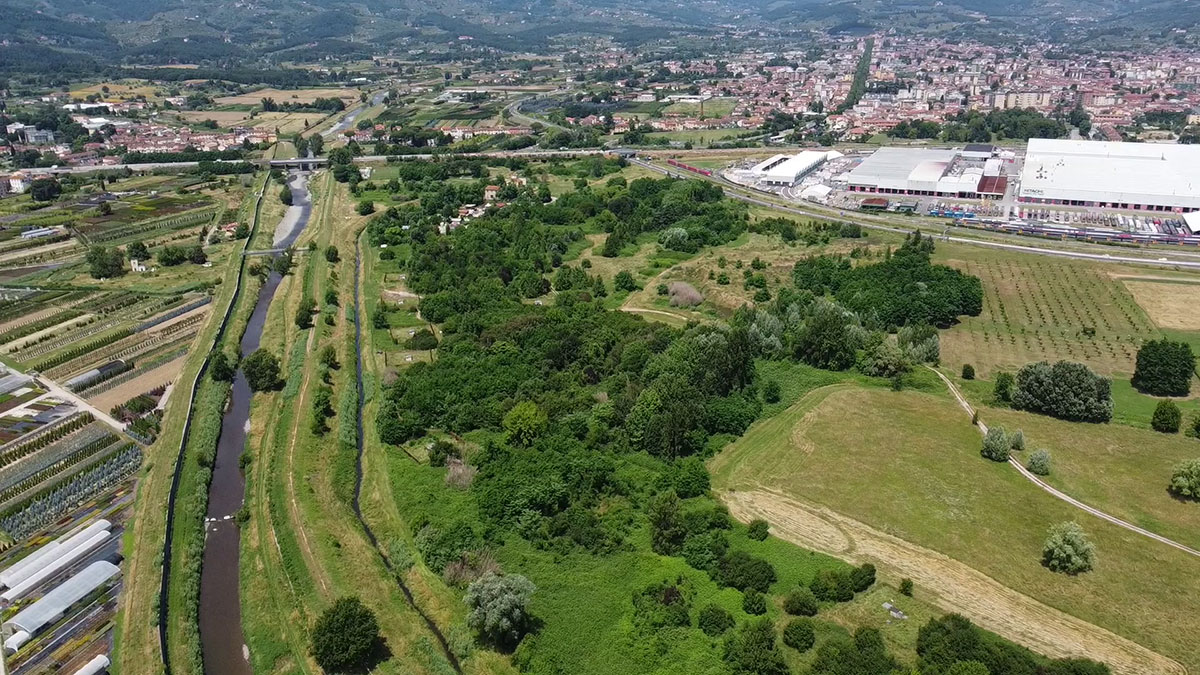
[{"xmin": 927, "ymin": 366, "xmax": 1200, "ymax": 560}]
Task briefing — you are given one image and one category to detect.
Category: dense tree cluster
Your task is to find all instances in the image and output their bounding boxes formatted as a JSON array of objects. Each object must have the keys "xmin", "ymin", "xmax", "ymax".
[
  {"xmin": 85, "ymin": 245, "xmax": 126, "ymax": 279},
  {"xmin": 1011, "ymin": 361, "xmax": 1112, "ymax": 423},
  {"xmin": 918, "ymin": 614, "xmax": 1108, "ymax": 675},
  {"xmin": 791, "ymin": 232, "xmax": 982, "ymax": 330},
  {"xmin": 1132, "ymin": 339, "xmax": 1195, "ymax": 397}
]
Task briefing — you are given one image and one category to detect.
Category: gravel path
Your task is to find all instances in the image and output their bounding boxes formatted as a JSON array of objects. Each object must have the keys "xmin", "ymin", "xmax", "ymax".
[{"xmin": 926, "ymin": 366, "xmax": 1200, "ymax": 560}]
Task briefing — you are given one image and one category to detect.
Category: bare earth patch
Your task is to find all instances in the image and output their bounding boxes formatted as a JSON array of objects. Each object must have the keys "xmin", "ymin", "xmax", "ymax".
[
  {"xmin": 721, "ymin": 488, "xmax": 1184, "ymax": 675},
  {"xmin": 87, "ymin": 355, "xmax": 186, "ymax": 412}
]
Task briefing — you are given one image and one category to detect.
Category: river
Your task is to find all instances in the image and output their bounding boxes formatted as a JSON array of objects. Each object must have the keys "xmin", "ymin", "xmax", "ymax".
[{"xmin": 197, "ymin": 171, "xmax": 312, "ymax": 675}]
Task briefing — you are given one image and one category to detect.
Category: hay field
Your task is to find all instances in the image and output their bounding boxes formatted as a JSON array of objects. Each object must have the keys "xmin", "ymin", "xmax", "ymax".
[
  {"xmin": 1119, "ymin": 277, "xmax": 1200, "ymax": 331},
  {"xmin": 214, "ymin": 87, "xmax": 359, "ymax": 106},
  {"xmin": 69, "ymin": 80, "xmax": 161, "ymax": 100}
]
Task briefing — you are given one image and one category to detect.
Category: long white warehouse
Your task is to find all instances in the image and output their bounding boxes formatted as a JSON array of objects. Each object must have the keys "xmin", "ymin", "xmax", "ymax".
[
  {"xmin": 752, "ymin": 150, "xmax": 842, "ymax": 186},
  {"xmin": 1019, "ymin": 138, "xmax": 1200, "ymax": 212}
]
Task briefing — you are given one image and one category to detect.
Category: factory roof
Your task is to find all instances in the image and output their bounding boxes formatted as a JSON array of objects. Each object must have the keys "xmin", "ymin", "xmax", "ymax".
[
  {"xmin": 845, "ymin": 147, "xmax": 960, "ymax": 190},
  {"xmin": 1019, "ymin": 139, "xmax": 1200, "ymax": 209}
]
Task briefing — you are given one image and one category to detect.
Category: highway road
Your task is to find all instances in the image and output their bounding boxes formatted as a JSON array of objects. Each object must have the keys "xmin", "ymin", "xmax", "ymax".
[{"xmin": 629, "ymin": 158, "xmax": 1200, "ymax": 271}]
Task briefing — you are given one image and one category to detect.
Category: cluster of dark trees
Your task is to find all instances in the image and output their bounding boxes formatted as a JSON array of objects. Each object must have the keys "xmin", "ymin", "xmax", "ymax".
[
  {"xmin": 86, "ymin": 245, "xmax": 126, "ymax": 279},
  {"xmin": 586, "ymin": 177, "xmax": 746, "ymax": 256},
  {"xmin": 940, "ymin": 108, "xmax": 1068, "ymax": 142},
  {"xmin": 157, "ymin": 244, "xmax": 207, "ymax": 267},
  {"xmin": 891, "ymin": 108, "xmax": 1069, "ymax": 142},
  {"xmin": 918, "ymin": 614, "xmax": 1109, "ymax": 675},
  {"xmin": 260, "ymin": 96, "xmax": 345, "ymax": 112},
  {"xmin": 1132, "ymin": 339, "xmax": 1195, "ymax": 397},
  {"xmin": 122, "ymin": 149, "xmax": 244, "ymax": 164},
  {"xmin": 1011, "ymin": 360, "xmax": 1112, "ymax": 423},
  {"xmin": 791, "ymin": 231, "xmax": 983, "ymax": 330}
]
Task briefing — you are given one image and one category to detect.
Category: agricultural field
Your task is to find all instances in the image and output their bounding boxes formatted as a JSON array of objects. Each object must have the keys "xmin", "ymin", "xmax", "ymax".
[
  {"xmin": 213, "ymin": 87, "xmax": 360, "ymax": 107},
  {"xmin": 661, "ymin": 97, "xmax": 739, "ymax": 119},
  {"xmin": 937, "ymin": 246, "xmax": 1162, "ymax": 376},
  {"xmin": 0, "ymin": 289, "xmax": 211, "ymax": 401},
  {"xmin": 177, "ymin": 110, "xmax": 327, "ymax": 134},
  {"xmin": 709, "ymin": 380, "xmax": 1200, "ymax": 675},
  {"xmin": 0, "ymin": 367, "xmax": 144, "ymax": 673}
]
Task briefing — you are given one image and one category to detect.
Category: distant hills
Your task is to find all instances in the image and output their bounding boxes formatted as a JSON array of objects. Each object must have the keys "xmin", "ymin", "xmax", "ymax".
[{"xmin": 0, "ymin": 0, "xmax": 1197, "ymax": 74}]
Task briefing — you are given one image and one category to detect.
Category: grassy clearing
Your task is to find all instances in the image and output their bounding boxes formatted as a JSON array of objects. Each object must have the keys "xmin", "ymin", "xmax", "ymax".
[
  {"xmin": 711, "ymin": 384, "xmax": 1200, "ymax": 674},
  {"xmin": 937, "ymin": 247, "xmax": 1160, "ymax": 377},
  {"xmin": 984, "ymin": 404, "xmax": 1200, "ymax": 552},
  {"xmin": 1119, "ymin": 278, "xmax": 1200, "ymax": 331}
]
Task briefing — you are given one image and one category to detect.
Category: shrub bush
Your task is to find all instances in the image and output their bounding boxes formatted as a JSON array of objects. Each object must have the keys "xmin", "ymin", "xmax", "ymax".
[
  {"xmin": 1042, "ymin": 521, "xmax": 1095, "ymax": 575},
  {"xmin": 1151, "ymin": 399, "xmax": 1182, "ymax": 434},
  {"xmin": 981, "ymin": 427, "xmax": 1010, "ymax": 462},
  {"xmin": 783, "ymin": 586, "xmax": 818, "ymax": 616},
  {"xmin": 961, "ymin": 364, "xmax": 975, "ymax": 380},
  {"xmin": 1187, "ymin": 412, "xmax": 1200, "ymax": 439},
  {"xmin": 809, "ymin": 568, "xmax": 854, "ymax": 602},
  {"xmin": 1009, "ymin": 429, "xmax": 1025, "ymax": 452},
  {"xmin": 899, "ymin": 578, "xmax": 913, "ymax": 596},
  {"xmin": 851, "ymin": 563, "xmax": 876, "ymax": 592},
  {"xmin": 763, "ymin": 379, "xmax": 781, "ymax": 403},
  {"xmin": 698, "ymin": 603, "xmax": 734, "ymax": 636},
  {"xmin": 714, "ymin": 551, "xmax": 777, "ymax": 593},
  {"xmin": 1168, "ymin": 458, "xmax": 1200, "ymax": 499},
  {"xmin": 993, "ymin": 371, "xmax": 1014, "ymax": 402},
  {"xmin": 782, "ymin": 618, "xmax": 816, "ymax": 652},
  {"xmin": 747, "ymin": 518, "xmax": 769, "ymax": 541},
  {"xmin": 742, "ymin": 588, "xmax": 767, "ymax": 615},
  {"xmin": 1026, "ymin": 449, "xmax": 1052, "ymax": 476}
]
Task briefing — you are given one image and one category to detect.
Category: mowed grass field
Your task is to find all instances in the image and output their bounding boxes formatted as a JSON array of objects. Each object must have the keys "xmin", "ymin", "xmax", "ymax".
[
  {"xmin": 937, "ymin": 246, "xmax": 1161, "ymax": 377},
  {"xmin": 709, "ymin": 380, "xmax": 1200, "ymax": 675},
  {"xmin": 660, "ymin": 97, "xmax": 739, "ymax": 119}
]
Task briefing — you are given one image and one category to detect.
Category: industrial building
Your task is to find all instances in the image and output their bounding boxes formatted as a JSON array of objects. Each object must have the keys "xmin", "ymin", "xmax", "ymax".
[
  {"xmin": 750, "ymin": 150, "xmax": 843, "ymax": 186},
  {"xmin": 1018, "ymin": 139, "xmax": 1200, "ymax": 212},
  {"xmin": 843, "ymin": 147, "xmax": 1008, "ymax": 198}
]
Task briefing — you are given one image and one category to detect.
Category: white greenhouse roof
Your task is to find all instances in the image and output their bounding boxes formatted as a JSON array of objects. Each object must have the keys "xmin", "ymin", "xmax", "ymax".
[{"xmin": 4, "ymin": 561, "xmax": 118, "ymax": 637}]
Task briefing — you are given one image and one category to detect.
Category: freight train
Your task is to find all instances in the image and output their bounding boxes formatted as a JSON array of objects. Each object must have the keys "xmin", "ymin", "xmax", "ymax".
[
  {"xmin": 955, "ymin": 217, "xmax": 1200, "ymax": 246},
  {"xmin": 665, "ymin": 158, "xmax": 713, "ymax": 177}
]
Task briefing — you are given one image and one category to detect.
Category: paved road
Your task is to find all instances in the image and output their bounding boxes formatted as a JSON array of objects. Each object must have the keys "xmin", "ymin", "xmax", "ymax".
[
  {"xmin": 504, "ymin": 97, "xmax": 567, "ymax": 131},
  {"xmin": 32, "ymin": 371, "xmax": 129, "ymax": 434},
  {"xmin": 928, "ymin": 366, "xmax": 1200, "ymax": 560},
  {"xmin": 631, "ymin": 159, "xmax": 1200, "ymax": 271}
]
